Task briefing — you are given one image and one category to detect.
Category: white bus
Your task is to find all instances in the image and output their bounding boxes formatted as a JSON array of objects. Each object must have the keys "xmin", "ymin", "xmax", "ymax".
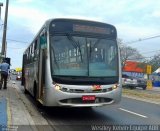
[{"xmin": 22, "ymin": 18, "xmax": 122, "ymax": 107}]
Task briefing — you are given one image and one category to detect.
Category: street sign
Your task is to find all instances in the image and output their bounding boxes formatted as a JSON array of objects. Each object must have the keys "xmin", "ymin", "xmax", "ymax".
[{"xmin": 146, "ymin": 65, "xmax": 152, "ymax": 74}]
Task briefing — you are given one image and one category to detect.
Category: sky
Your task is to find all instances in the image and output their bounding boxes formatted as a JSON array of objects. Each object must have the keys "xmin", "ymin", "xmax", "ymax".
[{"xmin": 0, "ymin": 0, "xmax": 160, "ymax": 68}]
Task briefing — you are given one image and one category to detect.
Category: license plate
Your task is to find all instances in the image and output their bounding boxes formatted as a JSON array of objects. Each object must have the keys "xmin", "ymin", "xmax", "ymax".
[{"xmin": 82, "ymin": 95, "xmax": 95, "ymax": 101}]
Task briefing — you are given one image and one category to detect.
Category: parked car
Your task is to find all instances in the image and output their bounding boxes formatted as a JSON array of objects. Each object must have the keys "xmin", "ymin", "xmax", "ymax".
[
  {"xmin": 122, "ymin": 74, "xmax": 147, "ymax": 90},
  {"xmin": 137, "ymin": 78, "xmax": 147, "ymax": 90},
  {"xmin": 122, "ymin": 74, "xmax": 138, "ymax": 89}
]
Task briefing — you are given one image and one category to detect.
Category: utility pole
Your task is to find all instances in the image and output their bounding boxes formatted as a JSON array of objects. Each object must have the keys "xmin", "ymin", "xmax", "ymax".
[
  {"xmin": 0, "ymin": 2, "xmax": 3, "ymax": 62},
  {"xmin": 1, "ymin": 0, "xmax": 9, "ymax": 57},
  {"xmin": 0, "ymin": 2, "xmax": 3, "ymax": 19},
  {"xmin": 4, "ymin": 41, "xmax": 7, "ymax": 57}
]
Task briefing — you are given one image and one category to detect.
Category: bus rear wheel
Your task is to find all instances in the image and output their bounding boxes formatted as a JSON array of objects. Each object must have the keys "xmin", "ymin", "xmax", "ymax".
[
  {"xmin": 24, "ymin": 82, "xmax": 28, "ymax": 94},
  {"xmin": 24, "ymin": 88, "xmax": 28, "ymax": 94},
  {"xmin": 33, "ymin": 83, "xmax": 37, "ymax": 100}
]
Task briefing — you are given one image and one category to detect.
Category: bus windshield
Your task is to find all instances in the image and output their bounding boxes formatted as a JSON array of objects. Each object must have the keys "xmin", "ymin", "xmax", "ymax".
[{"xmin": 50, "ymin": 35, "xmax": 118, "ymax": 77}]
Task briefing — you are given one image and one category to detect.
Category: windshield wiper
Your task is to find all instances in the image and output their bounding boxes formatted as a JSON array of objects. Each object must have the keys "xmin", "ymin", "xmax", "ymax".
[
  {"xmin": 51, "ymin": 44, "xmax": 59, "ymax": 69},
  {"xmin": 66, "ymin": 34, "xmax": 83, "ymax": 62}
]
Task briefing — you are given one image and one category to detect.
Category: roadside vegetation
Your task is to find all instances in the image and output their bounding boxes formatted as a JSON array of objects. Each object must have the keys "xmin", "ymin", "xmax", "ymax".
[
  {"xmin": 118, "ymin": 38, "xmax": 160, "ymax": 71},
  {"xmin": 122, "ymin": 88, "xmax": 160, "ymax": 103}
]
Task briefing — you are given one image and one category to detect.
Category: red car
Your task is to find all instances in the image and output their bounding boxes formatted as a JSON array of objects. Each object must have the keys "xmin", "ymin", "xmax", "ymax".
[{"xmin": 16, "ymin": 72, "xmax": 22, "ymax": 80}]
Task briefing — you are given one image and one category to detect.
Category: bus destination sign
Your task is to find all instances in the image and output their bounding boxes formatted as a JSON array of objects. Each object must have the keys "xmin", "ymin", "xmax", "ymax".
[{"xmin": 73, "ymin": 24, "xmax": 111, "ymax": 34}]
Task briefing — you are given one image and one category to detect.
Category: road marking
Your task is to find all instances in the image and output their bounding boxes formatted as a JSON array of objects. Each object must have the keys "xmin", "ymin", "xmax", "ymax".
[
  {"xmin": 119, "ymin": 108, "xmax": 148, "ymax": 118},
  {"xmin": 7, "ymin": 98, "xmax": 12, "ymax": 126}
]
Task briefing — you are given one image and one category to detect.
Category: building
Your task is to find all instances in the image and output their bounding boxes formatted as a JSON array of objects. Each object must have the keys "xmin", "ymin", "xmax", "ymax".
[{"xmin": 123, "ymin": 60, "xmax": 146, "ymax": 78}]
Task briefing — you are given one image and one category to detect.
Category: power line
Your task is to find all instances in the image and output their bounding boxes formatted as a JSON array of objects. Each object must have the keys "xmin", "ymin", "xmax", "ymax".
[
  {"xmin": 6, "ymin": 38, "xmax": 28, "ymax": 44},
  {"xmin": 0, "ymin": 37, "xmax": 29, "ymax": 44},
  {"xmin": 128, "ymin": 56, "xmax": 153, "ymax": 61},
  {"xmin": 122, "ymin": 49, "xmax": 160, "ymax": 62},
  {"xmin": 0, "ymin": 37, "xmax": 28, "ymax": 49},
  {"xmin": 0, "ymin": 47, "xmax": 25, "ymax": 49},
  {"xmin": 128, "ymin": 54, "xmax": 160, "ymax": 61},
  {"xmin": 141, "ymin": 49, "xmax": 160, "ymax": 55},
  {"xmin": 120, "ymin": 34, "xmax": 160, "ymax": 60},
  {"xmin": 125, "ymin": 34, "xmax": 160, "ymax": 45}
]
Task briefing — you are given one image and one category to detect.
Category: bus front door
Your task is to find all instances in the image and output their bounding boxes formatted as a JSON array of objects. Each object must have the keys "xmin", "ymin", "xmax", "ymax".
[{"xmin": 38, "ymin": 47, "xmax": 46, "ymax": 103}]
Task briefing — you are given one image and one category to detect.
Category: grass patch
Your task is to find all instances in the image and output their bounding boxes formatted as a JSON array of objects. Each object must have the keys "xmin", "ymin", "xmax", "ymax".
[{"xmin": 122, "ymin": 88, "xmax": 160, "ymax": 102}]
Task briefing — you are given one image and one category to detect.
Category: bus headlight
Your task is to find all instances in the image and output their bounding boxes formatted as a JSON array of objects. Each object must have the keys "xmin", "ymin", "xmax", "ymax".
[
  {"xmin": 55, "ymin": 84, "xmax": 61, "ymax": 90},
  {"xmin": 112, "ymin": 84, "xmax": 118, "ymax": 90},
  {"xmin": 54, "ymin": 84, "xmax": 70, "ymax": 92}
]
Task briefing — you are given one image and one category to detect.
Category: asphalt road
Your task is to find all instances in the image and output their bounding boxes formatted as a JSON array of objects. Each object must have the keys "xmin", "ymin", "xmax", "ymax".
[{"xmin": 14, "ymin": 79, "xmax": 160, "ymax": 131}]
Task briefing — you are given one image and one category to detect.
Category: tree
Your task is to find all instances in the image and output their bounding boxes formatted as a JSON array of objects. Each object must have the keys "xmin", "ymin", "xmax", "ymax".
[
  {"xmin": 147, "ymin": 53, "xmax": 160, "ymax": 72},
  {"xmin": 118, "ymin": 39, "xmax": 144, "ymax": 69}
]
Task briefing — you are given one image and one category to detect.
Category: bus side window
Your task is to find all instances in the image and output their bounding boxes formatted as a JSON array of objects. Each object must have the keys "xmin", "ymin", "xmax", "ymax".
[
  {"xmin": 31, "ymin": 44, "xmax": 34, "ymax": 62},
  {"xmin": 40, "ymin": 33, "xmax": 47, "ymax": 49},
  {"xmin": 32, "ymin": 39, "xmax": 38, "ymax": 60},
  {"xmin": 34, "ymin": 40, "xmax": 37, "ymax": 50},
  {"xmin": 32, "ymin": 43, "xmax": 35, "ymax": 57},
  {"xmin": 29, "ymin": 46, "xmax": 31, "ymax": 62},
  {"xmin": 26, "ymin": 49, "xmax": 29, "ymax": 64},
  {"xmin": 23, "ymin": 54, "xmax": 27, "ymax": 65}
]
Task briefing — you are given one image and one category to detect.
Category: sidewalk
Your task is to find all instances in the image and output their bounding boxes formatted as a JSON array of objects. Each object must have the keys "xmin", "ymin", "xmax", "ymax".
[
  {"xmin": 0, "ymin": 81, "xmax": 36, "ymax": 131},
  {"xmin": 0, "ymin": 97, "xmax": 7, "ymax": 126},
  {"xmin": 152, "ymin": 87, "xmax": 160, "ymax": 91},
  {"xmin": 146, "ymin": 86, "xmax": 160, "ymax": 93},
  {"xmin": 0, "ymin": 83, "xmax": 8, "ymax": 127},
  {"xmin": 0, "ymin": 80, "xmax": 51, "ymax": 131}
]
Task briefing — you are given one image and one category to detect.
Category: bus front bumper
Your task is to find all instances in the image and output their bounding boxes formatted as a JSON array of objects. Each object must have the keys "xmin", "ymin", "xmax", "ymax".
[{"xmin": 44, "ymin": 85, "xmax": 121, "ymax": 107}]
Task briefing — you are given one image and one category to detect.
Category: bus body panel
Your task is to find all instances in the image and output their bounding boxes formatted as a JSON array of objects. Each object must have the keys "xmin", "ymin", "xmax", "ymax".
[{"xmin": 24, "ymin": 61, "xmax": 39, "ymax": 96}]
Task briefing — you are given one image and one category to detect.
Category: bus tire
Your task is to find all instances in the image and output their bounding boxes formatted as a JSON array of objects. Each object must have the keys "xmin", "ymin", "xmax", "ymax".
[
  {"xmin": 24, "ymin": 81, "xmax": 28, "ymax": 94},
  {"xmin": 24, "ymin": 88, "xmax": 28, "ymax": 94},
  {"xmin": 33, "ymin": 82, "xmax": 37, "ymax": 100}
]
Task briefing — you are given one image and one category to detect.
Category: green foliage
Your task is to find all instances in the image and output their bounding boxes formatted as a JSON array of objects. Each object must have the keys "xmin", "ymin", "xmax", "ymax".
[{"xmin": 147, "ymin": 53, "xmax": 160, "ymax": 72}]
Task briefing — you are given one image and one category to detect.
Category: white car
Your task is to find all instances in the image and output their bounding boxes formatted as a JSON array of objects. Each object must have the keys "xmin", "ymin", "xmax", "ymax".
[{"xmin": 122, "ymin": 74, "xmax": 138, "ymax": 89}]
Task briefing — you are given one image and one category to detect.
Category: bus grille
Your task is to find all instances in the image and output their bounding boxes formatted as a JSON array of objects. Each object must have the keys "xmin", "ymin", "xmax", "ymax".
[
  {"xmin": 59, "ymin": 98, "xmax": 113, "ymax": 104},
  {"xmin": 60, "ymin": 87, "xmax": 113, "ymax": 93}
]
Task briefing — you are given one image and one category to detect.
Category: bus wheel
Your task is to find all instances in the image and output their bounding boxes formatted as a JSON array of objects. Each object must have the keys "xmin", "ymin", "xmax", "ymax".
[
  {"xmin": 24, "ymin": 83, "xmax": 28, "ymax": 94},
  {"xmin": 33, "ymin": 83, "xmax": 37, "ymax": 100},
  {"xmin": 24, "ymin": 88, "xmax": 28, "ymax": 94}
]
